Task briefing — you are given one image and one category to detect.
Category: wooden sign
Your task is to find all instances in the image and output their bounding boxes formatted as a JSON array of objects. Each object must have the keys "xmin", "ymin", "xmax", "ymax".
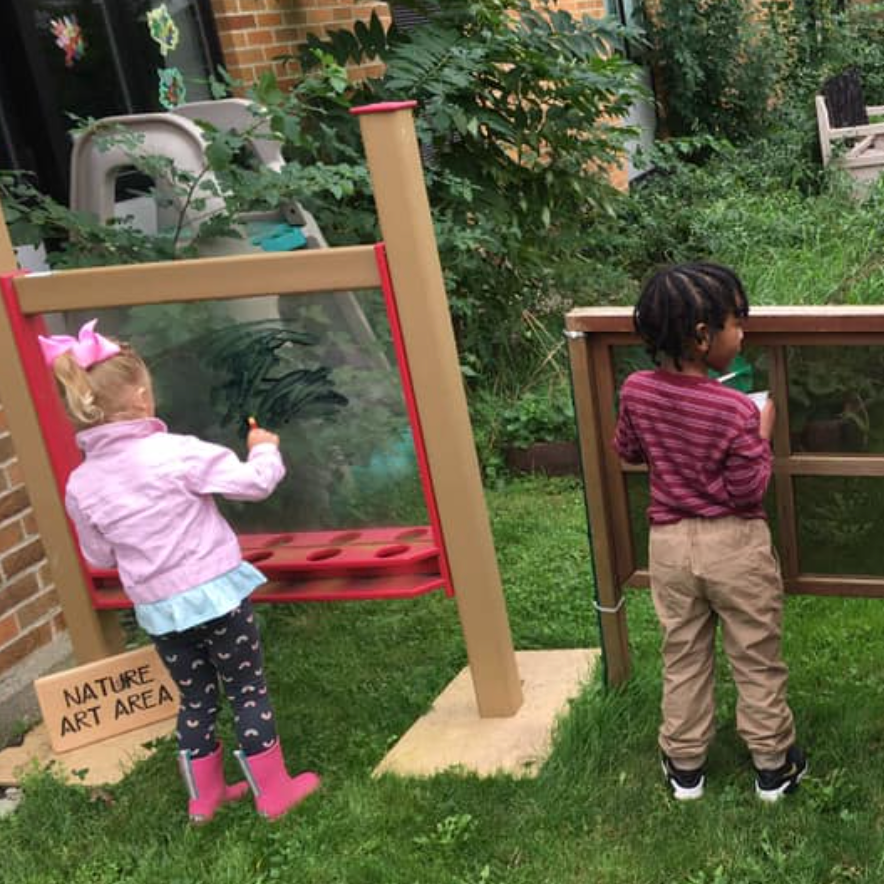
[{"xmin": 34, "ymin": 645, "xmax": 179, "ymax": 753}]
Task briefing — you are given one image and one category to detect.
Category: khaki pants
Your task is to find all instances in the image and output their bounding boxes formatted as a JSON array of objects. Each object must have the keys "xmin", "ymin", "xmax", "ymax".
[{"xmin": 649, "ymin": 517, "xmax": 795, "ymax": 770}]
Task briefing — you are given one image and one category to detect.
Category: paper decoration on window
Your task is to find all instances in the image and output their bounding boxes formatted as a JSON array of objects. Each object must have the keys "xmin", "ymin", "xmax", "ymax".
[
  {"xmin": 158, "ymin": 67, "xmax": 186, "ymax": 109},
  {"xmin": 50, "ymin": 15, "xmax": 86, "ymax": 68},
  {"xmin": 147, "ymin": 4, "xmax": 180, "ymax": 57}
]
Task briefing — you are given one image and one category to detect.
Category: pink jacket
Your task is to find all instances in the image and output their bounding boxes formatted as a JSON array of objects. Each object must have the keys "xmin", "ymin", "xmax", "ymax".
[{"xmin": 65, "ymin": 418, "xmax": 284, "ymax": 604}]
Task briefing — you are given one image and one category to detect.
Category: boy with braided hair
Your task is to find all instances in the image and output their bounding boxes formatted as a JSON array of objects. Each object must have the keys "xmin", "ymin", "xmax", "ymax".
[{"xmin": 614, "ymin": 262, "xmax": 806, "ymax": 802}]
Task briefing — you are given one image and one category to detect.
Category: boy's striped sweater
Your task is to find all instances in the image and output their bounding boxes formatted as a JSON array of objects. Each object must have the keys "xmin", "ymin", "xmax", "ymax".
[{"xmin": 613, "ymin": 370, "xmax": 772, "ymax": 525}]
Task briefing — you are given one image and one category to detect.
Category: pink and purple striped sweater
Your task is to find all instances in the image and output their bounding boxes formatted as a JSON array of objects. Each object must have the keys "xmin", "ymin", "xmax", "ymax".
[{"xmin": 613, "ymin": 370, "xmax": 772, "ymax": 525}]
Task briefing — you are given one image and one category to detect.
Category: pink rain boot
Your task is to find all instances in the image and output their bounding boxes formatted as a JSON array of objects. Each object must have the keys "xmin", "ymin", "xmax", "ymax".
[
  {"xmin": 178, "ymin": 744, "xmax": 249, "ymax": 824},
  {"xmin": 234, "ymin": 741, "xmax": 321, "ymax": 821}
]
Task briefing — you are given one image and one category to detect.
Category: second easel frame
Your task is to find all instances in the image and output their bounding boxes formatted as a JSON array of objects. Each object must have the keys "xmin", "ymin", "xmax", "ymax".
[{"xmin": 567, "ymin": 305, "xmax": 884, "ymax": 686}]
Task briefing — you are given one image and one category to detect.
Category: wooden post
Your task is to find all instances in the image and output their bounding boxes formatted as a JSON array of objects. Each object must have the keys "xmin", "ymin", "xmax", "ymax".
[
  {"xmin": 354, "ymin": 103, "xmax": 523, "ymax": 717},
  {"xmin": 0, "ymin": 202, "xmax": 124, "ymax": 662},
  {"xmin": 566, "ymin": 330, "xmax": 631, "ymax": 686}
]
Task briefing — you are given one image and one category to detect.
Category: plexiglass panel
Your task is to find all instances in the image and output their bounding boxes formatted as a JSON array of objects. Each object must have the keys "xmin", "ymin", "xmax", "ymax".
[
  {"xmin": 614, "ymin": 344, "xmax": 774, "ymax": 578},
  {"xmin": 45, "ymin": 288, "xmax": 428, "ymax": 533},
  {"xmin": 787, "ymin": 346, "xmax": 884, "ymax": 453},
  {"xmin": 612, "ymin": 345, "xmax": 654, "ymax": 391},
  {"xmin": 611, "ymin": 345, "xmax": 771, "ymax": 404},
  {"xmin": 625, "ymin": 471, "xmax": 649, "ymax": 572},
  {"xmin": 624, "ymin": 469, "xmax": 779, "ymax": 575},
  {"xmin": 795, "ymin": 477, "xmax": 884, "ymax": 576}
]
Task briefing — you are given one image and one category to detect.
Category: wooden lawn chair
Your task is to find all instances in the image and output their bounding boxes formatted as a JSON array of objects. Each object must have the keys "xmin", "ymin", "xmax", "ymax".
[{"xmin": 816, "ymin": 68, "xmax": 884, "ymax": 189}]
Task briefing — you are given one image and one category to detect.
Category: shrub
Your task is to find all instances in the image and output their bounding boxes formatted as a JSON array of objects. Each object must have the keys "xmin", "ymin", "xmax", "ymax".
[
  {"xmin": 302, "ymin": 0, "xmax": 646, "ymax": 384},
  {"xmin": 637, "ymin": 0, "xmax": 785, "ymax": 141}
]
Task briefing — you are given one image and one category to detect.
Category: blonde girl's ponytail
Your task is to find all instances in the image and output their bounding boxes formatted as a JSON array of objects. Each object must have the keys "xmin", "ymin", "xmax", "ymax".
[
  {"xmin": 52, "ymin": 344, "xmax": 150, "ymax": 431},
  {"xmin": 52, "ymin": 351, "xmax": 105, "ymax": 429}
]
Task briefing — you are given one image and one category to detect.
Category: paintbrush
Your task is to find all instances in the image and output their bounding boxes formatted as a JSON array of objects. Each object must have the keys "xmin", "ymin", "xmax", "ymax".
[{"xmin": 716, "ymin": 367, "xmax": 749, "ymax": 384}]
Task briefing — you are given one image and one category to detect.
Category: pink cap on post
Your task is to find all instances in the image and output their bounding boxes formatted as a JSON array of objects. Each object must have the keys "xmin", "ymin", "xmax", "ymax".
[{"xmin": 350, "ymin": 101, "xmax": 418, "ymax": 116}]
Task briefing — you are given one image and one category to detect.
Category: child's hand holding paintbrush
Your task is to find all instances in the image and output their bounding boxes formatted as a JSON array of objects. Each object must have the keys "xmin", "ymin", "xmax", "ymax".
[{"xmin": 246, "ymin": 415, "xmax": 280, "ymax": 450}]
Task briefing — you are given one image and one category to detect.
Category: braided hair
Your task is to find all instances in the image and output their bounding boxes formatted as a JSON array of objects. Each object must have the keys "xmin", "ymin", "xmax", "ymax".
[{"xmin": 634, "ymin": 262, "xmax": 749, "ymax": 369}]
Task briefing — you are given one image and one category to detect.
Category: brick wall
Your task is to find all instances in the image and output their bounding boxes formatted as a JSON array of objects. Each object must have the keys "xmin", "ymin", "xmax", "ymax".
[
  {"xmin": 209, "ymin": 2, "xmax": 611, "ymax": 89},
  {"xmin": 209, "ymin": 0, "xmax": 391, "ymax": 89},
  {"xmin": 0, "ymin": 404, "xmax": 63, "ymax": 678},
  {"xmin": 208, "ymin": 0, "xmax": 626, "ymax": 187},
  {"xmin": 555, "ymin": 1, "xmax": 608, "ymax": 16},
  {"xmin": 552, "ymin": 0, "xmax": 629, "ymax": 190}
]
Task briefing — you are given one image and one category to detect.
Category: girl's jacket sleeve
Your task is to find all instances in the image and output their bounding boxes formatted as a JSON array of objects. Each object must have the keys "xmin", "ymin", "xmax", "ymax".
[
  {"xmin": 181, "ymin": 438, "xmax": 286, "ymax": 501},
  {"xmin": 65, "ymin": 492, "xmax": 117, "ymax": 568}
]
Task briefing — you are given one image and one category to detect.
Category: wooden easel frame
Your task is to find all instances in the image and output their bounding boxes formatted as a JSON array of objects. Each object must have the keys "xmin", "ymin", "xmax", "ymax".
[
  {"xmin": 567, "ymin": 305, "xmax": 884, "ymax": 686},
  {"xmin": 0, "ymin": 103, "xmax": 523, "ymax": 718}
]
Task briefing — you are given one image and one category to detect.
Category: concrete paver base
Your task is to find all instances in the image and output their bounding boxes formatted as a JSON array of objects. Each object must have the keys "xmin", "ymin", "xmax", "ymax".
[
  {"xmin": 0, "ymin": 718, "xmax": 175, "ymax": 786},
  {"xmin": 1, "ymin": 649, "xmax": 600, "ymax": 786},
  {"xmin": 374, "ymin": 648, "xmax": 599, "ymax": 779}
]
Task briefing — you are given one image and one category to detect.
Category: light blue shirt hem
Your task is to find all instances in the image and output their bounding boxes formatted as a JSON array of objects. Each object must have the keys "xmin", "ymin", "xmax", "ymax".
[{"xmin": 135, "ymin": 561, "xmax": 265, "ymax": 636}]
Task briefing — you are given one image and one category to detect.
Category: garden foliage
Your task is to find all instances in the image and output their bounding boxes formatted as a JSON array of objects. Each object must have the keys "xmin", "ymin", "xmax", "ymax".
[
  {"xmin": 2, "ymin": 0, "xmax": 645, "ymax": 385},
  {"xmin": 6, "ymin": 1, "xmax": 884, "ymax": 468},
  {"xmin": 302, "ymin": 0, "xmax": 646, "ymax": 380}
]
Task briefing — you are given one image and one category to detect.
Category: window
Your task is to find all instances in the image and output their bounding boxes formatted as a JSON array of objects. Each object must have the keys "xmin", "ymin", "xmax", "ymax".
[{"xmin": 0, "ymin": 0, "xmax": 222, "ymax": 202}]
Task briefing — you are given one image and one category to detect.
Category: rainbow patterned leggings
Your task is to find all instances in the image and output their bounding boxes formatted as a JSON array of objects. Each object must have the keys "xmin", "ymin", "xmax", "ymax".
[{"xmin": 152, "ymin": 600, "xmax": 277, "ymax": 758}]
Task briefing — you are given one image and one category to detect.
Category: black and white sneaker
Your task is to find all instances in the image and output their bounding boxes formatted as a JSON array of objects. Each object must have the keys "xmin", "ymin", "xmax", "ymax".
[
  {"xmin": 755, "ymin": 745, "xmax": 807, "ymax": 803},
  {"xmin": 661, "ymin": 754, "xmax": 705, "ymax": 800}
]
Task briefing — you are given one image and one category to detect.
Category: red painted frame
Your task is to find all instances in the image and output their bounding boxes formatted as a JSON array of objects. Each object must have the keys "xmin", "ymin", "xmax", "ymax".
[{"xmin": 0, "ymin": 244, "xmax": 454, "ymax": 606}]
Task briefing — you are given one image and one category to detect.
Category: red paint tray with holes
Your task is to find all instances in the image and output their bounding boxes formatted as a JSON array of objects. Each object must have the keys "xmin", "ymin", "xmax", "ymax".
[{"xmin": 87, "ymin": 526, "xmax": 446, "ymax": 607}]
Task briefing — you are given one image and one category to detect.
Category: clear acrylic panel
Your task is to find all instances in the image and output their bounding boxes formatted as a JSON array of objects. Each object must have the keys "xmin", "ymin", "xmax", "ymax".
[
  {"xmin": 611, "ymin": 344, "xmax": 771, "ymax": 406},
  {"xmin": 624, "ymin": 470, "xmax": 779, "ymax": 576},
  {"xmin": 787, "ymin": 346, "xmax": 884, "ymax": 453},
  {"xmin": 795, "ymin": 477, "xmax": 884, "ymax": 576},
  {"xmin": 612, "ymin": 344, "xmax": 654, "ymax": 392},
  {"xmin": 45, "ymin": 288, "xmax": 428, "ymax": 533},
  {"xmin": 625, "ymin": 471, "xmax": 649, "ymax": 572}
]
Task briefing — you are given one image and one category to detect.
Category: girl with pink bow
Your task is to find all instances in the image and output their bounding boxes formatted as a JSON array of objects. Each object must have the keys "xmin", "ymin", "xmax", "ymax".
[{"xmin": 40, "ymin": 321, "xmax": 320, "ymax": 823}]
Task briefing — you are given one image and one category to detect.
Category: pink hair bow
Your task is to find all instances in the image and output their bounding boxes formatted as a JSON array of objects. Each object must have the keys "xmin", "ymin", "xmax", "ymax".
[{"xmin": 38, "ymin": 320, "xmax": 121, "ymax": 368}]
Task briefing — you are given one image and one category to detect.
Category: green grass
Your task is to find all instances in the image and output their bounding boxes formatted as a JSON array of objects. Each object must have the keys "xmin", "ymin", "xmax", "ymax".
[
  {"xmin": 5, "ymin": 476, "xmax": 884, "ymax": 883},
  {"xmin": 10, "ymin": 155, "xmax": 884, "ymax": 881}
]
